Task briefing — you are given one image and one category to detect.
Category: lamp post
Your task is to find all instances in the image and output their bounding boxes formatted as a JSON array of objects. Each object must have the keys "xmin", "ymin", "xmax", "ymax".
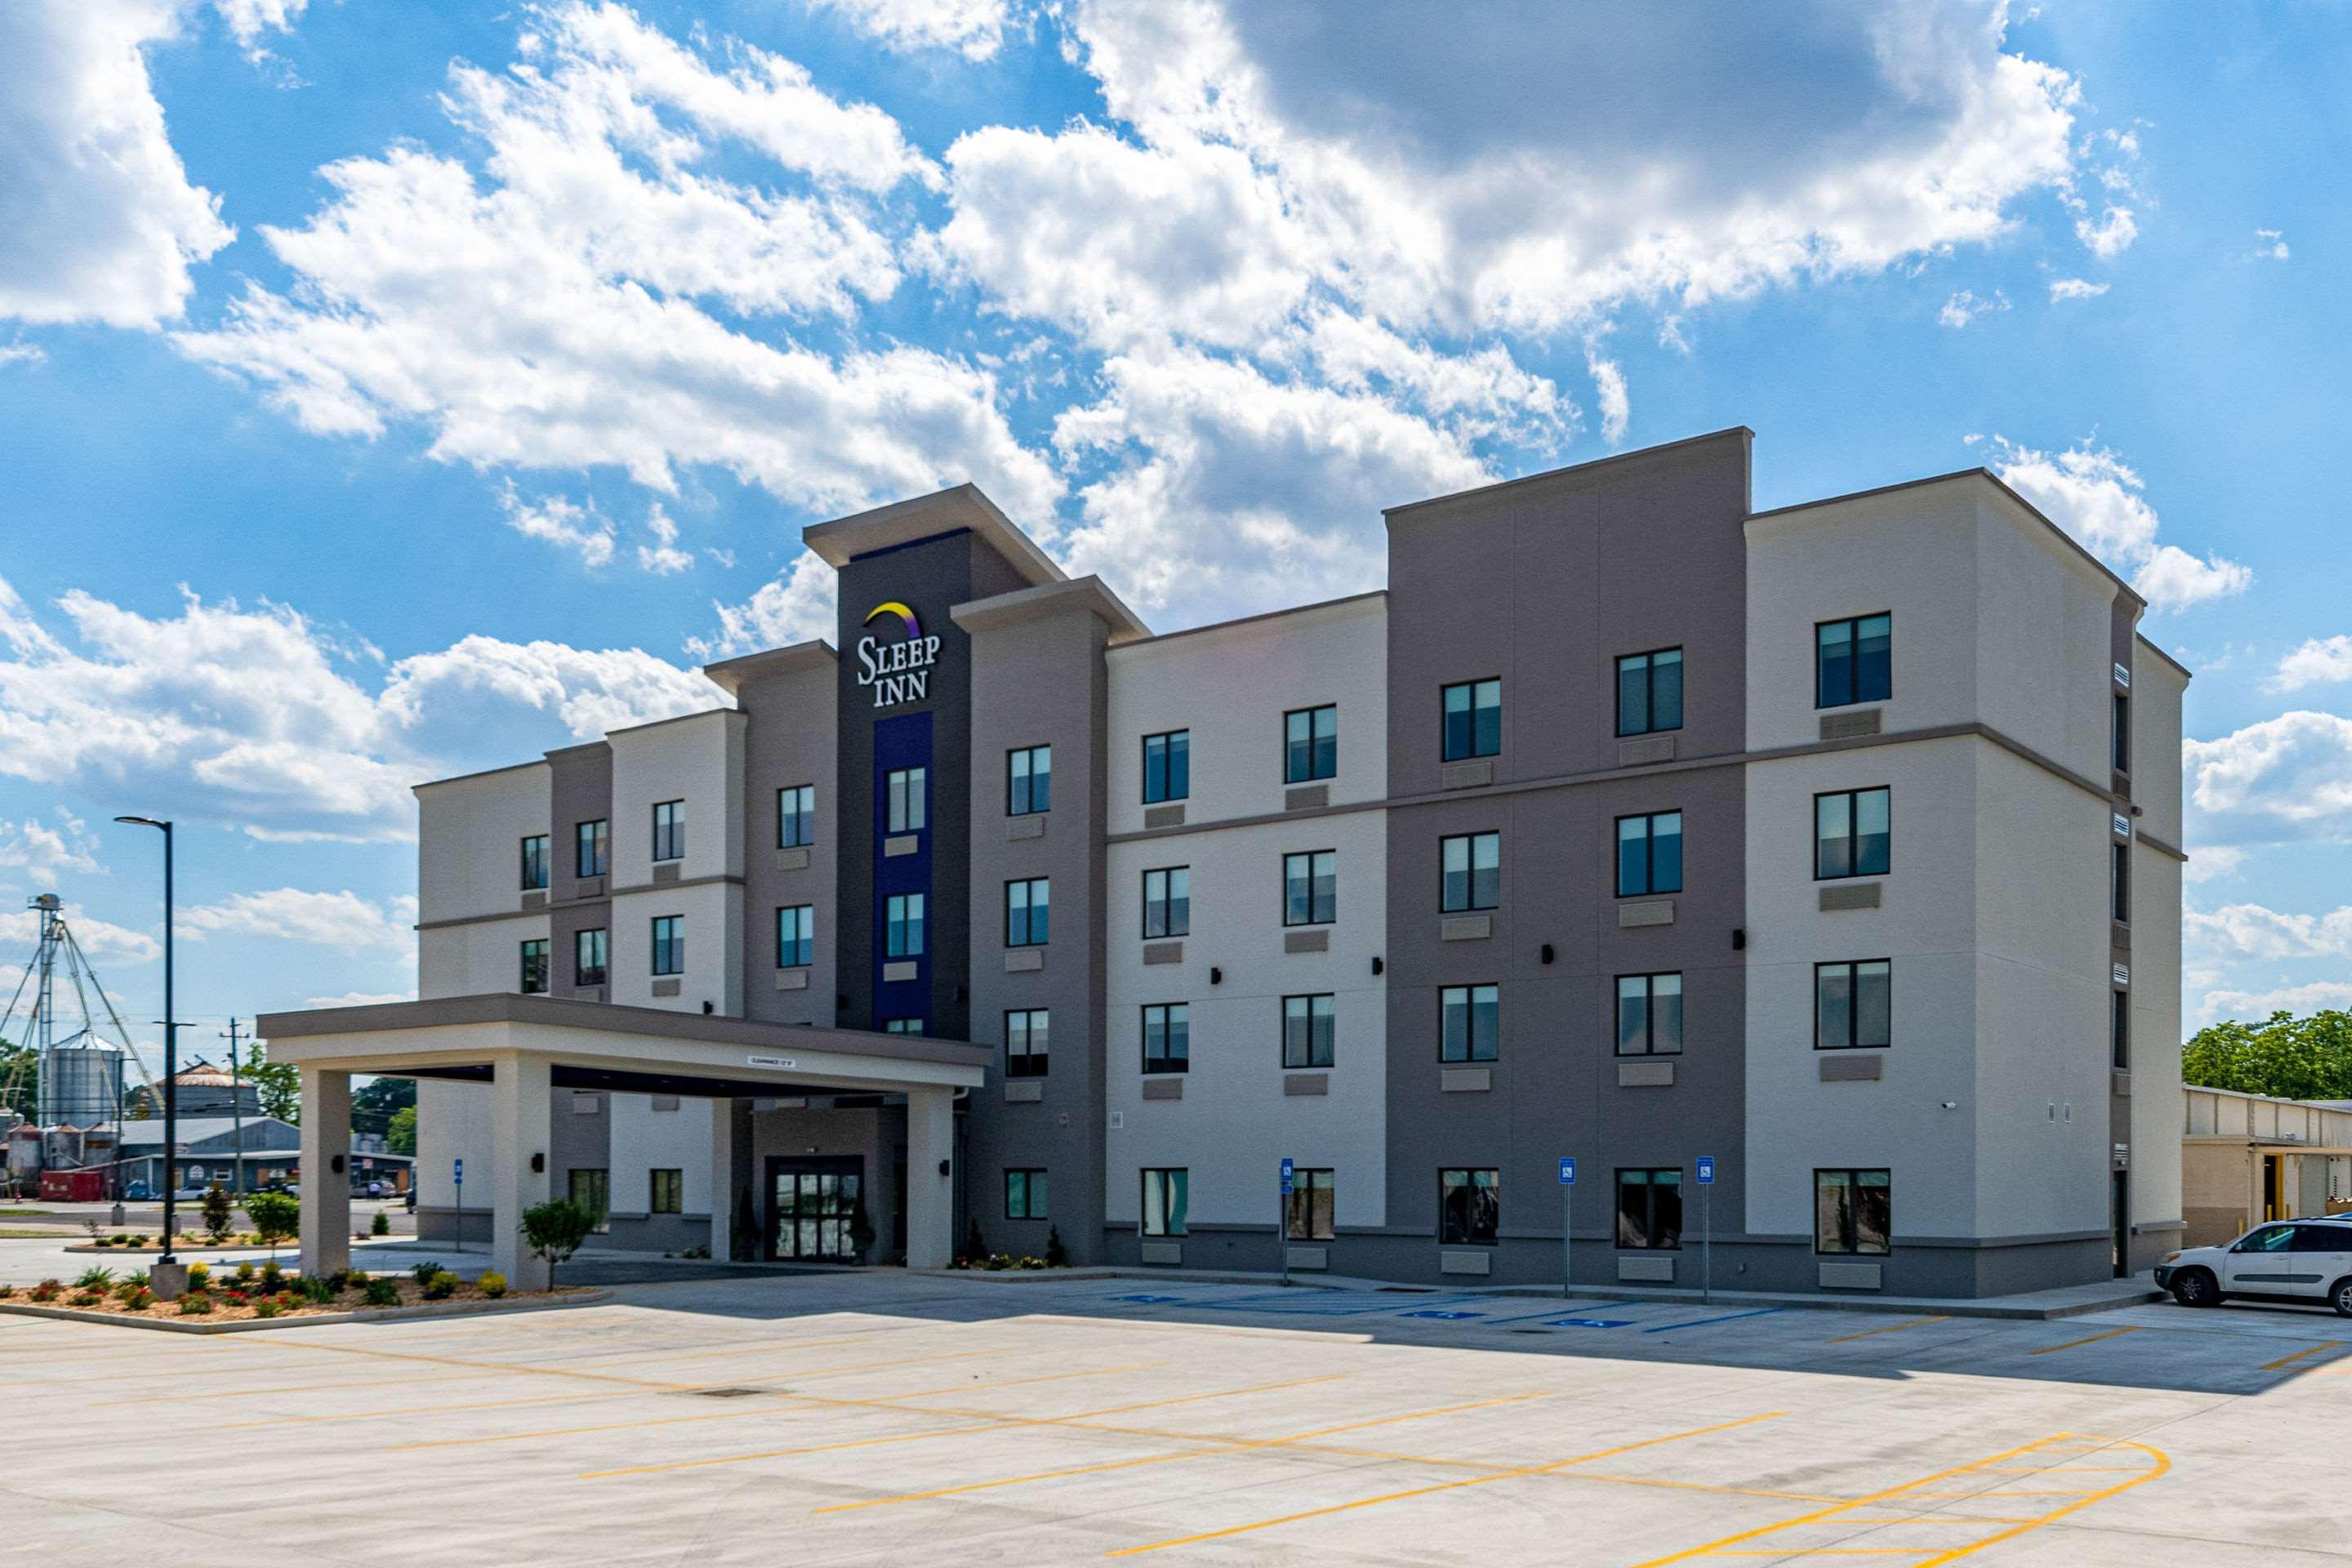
[{"xmin": 113, "ymin": 816, "xmax": 177, "ymax": 1266}]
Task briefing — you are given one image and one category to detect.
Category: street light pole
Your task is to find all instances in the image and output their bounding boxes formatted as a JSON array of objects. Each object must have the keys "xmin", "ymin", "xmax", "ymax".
[{"xmin": 114, "ymin": 817, "xmax": 176, "ymax": 1265}]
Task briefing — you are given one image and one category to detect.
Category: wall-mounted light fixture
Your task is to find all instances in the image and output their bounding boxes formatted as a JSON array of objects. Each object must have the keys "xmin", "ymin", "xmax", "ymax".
[
  {"xmin": 530, "ymin": 1152, "xmax": 546, "ymax": 1173},
  {"xmin": 1539, "ymin": 943, "xmax": 1554, "ymax": 965},
  {"xmin": 1371, "ymin": 956, "xmax": 1384, "ymax": 975},
  {"xmin": 1731, "ymin": 929, "xmax": 1747, "ymax": 951},
  {"xmin": 1210, "ymin": 966, "xmax": 1223, "ymax": 986}
]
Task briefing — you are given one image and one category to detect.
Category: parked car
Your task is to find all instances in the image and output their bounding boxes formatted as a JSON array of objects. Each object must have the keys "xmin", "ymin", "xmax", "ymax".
[
  {"xmin": 2157, "ymin": 1216, "xmax": 2352, "ymax": 1316},
  {"xmin": 123, "ymin": 1180, "xmax": 153, "ymax": 1200}
]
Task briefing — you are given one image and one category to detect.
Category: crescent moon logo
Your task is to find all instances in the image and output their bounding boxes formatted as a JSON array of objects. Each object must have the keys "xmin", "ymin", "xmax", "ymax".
[{"xmin": 862, "ymin": 600, "xmax": 922, "ymax": 640}]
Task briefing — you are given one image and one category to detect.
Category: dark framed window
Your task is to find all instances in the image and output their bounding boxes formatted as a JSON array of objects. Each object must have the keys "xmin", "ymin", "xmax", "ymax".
[
  {"xmin": 1815, "ymin": 1169, "xmax": 1891, "ymax": 1255},
  {"xmin": 1441, "ymin": 678, "xmax": 1502, "ymax": 760},
  {"xmin": 1143, "ymin": 1003, "xmax": 1189, "ymax": 1074},
  {"xmin": 2112, "ymin": 693, "xmax": 2130, "ymax": 774},
  {"xmin": 1817, "ymin": 614, "xmax": 1891, "ymax": 708},
  {"xmin": 1615, "ymin": 973, "xmax": 1684, "ymax": 1056},
  {"xmin": 1815, "ymin": 960, "xmax": 1891, "ymax": 1049},
  {"xmin": 2112, "ymin": 840, "xmax": 2130, "ymax": 924},
  {"xmin": 1815, "ymin": 788, "xmax": 1890, "ymax": 880},
  {"xmin": 1439, "ymin": 1168, "xmax": 1499, "ymax": 1245},
  {"xmin": 1441, "ymin": 831, "xmax": 1499, "ymax": 911},
  {"xmin": 574, "ymin": 927, "xmax": 607, "ymax": 987},
  {"xmin": 1005, "ymin": 1169, "xmax": 1049, "ymax": 1220},
  {"xmin": 1616, "ymin": 648, "xmax": 1684, "ymax": 737},
  {"xmin": 1009, "ymin": 746, "xmax": 1052, "ymax": 816},
  {"xmin": 651, "ymin": 915, "xmax": 684, "ymax": 976},
  {"xmin": 1006, "ymin": 877, "xmax": 1050, "ymax": 947},
  {"xmin": 1143, "ymin": 730, "xmax": 1191, "ymax": 804},
  {"xmin": 569, "ymin": 1168, "xmax": 610, "ymax": 1232},
  {"xmin": 519, "ymin": 938, "xmax": 549, "ymax": 994},
  {"xmin": 520, "ymin": 835, "xmax": 550, "ymax": 891},
  {"xmin": 576, "ymin": 818, "xmax": 609, "ymax": 877},
  {"xmin": 1285, "ymin": 705, "xmax": 1339, "ymax": 783},
  {"xmin": 1440, "ymin": 983, "xmax": 1499, "ymax": 1062},
  {"xmin": 777, "ymin": 904, "xmax": 814, "ymax": 969},
  {"xmin": 649, "ymin": 1168, "xmax": 683, "ymax": 1214},
  {"xmin": 652, "ymin": 800, "xmax": 684, "ymax": 862},
  {"xmin": 1287, "ymin": 1167, "xmax": 1335, "ymax": 1241},
  {"xmin": 1616, "ymin": 1168, "xmax": 1682, "ymax": 1250},
  {"xmin": 1143, "ymin": 866, "xmax": 1191, "ymax": 938},
  {"xmin": 1283, "ymin": 849, "xmax": 1337, "ymax": 926},
  {"xmin": 885, "ymin": 766, "xmax": 927, "ymax": 834},
  {"xmin": 1141, "ymin": 1168, "xmax": 1188, "ymax": 1236},
  {"xmin": 1006, "ymin": 1009, "xmax": 1049, "ymax": 1078},
  {"xmin": 1283, "ymin": 994, "xmax": 1335, "ymax": 1068},
  {"xmin": 2112, "ymin": 991, "xmax": 2130, "ymax": 1070},
  {"xmin": 883, "ymin": 1018, "xmax": 924, "ymax": 1035},
  {"xmin": 1615, "ymin": 811, "xmax": 1683, "ymax": 896},
  {"xmin": 885, "ymin": 893, "xmax": 925, "ymax": 959},
  {"xmin": 777, "ymin": 785, "xmax": 815, "ymax": 848}
]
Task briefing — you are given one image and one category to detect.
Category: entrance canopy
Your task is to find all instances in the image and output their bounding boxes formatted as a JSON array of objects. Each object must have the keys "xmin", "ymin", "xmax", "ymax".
[{"xmin": 256, "ymin": 995, "xmax": 990, "ymax": 1282}]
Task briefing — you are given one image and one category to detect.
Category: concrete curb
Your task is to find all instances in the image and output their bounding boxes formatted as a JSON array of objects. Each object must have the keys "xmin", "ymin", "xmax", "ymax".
[{"xmin": 0, "ymin": 1289, "xmax": 612, "ymax": 1334}]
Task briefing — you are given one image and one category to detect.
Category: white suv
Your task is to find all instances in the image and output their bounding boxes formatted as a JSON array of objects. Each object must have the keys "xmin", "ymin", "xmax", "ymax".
[{"xmin": 2157, "ymin": 1216, "xmax": 2352, "ymax": 1316}]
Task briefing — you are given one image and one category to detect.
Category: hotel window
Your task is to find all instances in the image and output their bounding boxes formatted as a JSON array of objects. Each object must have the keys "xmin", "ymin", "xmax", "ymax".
[
  {"xmin": 1143, "ymin": 729, "xmax": 1191, "ymax": 804},
  {"xmin": 777, "ymin": 904, "xmax": 814, "ymax": 969},
  {"xmin": 2112, "ymin": 991, "xmax": 2130, "ymax": 1070},
  {"xmin": 885, "ymin": 893, "xmax": 925, "ymax": 959},
  {"xmin": 1287, "ymin": 1167, "xmax": 1336, "ymax": 1241},
  {"xmin": 1815, "ymin": 960, "xmax": 1891, "ymax": 1050},
  {"xmin": 1005, "ymin": 1169, "xmax": 1049, "ymax": 1220},
  {"xmin": 651, "ymin": 915, "xmax": 684, "ymax": 976},
  {"xmin": 576, "ymin": 818, "xmax": 608, "ymax": 877},
  {"xmin": 1143, "ymin": 1003, "xmax": 1189, "ymax": 1074},
  {"xmin": 883, "ymin": 1018, "xmax": 924, "ymax": 1035},
  {"xmin": 2112, "ymin": 693, "xmax": 2131, "ymax": 774},
  {"xmin": 1441, "ymin": 831, "xmax": 1500, "ymax": 912},
  {"xmin": 2112, "ymin": 840, "xmax": 2131, "ymax": 924},
  {"xmin": 1008, "ymin": 746, "xmax": 1052, "ymax": 816},
  {"xmin": 1283, "ymin": 849, "xmax": 1337, "ymax": 926},
  {"xmin": 1815, "ymin": 1169, "xmax": 1891, "ymax": 1256},
  {"xmin": 1817, "ymin": 613, "xmax": 1892, "ymax": 708},
  {"xmin": 1615, "ymin": 973, "xmax": 1683, "ymax": 1056},
  {"xmin": 777, "ymin": 785, "xmax": 815, "ymax": 849},
  {"xmin": 1285, "ymin": 704, "xmax": 1339, "ymax": 783},
  {"xmin": 1814, "ymin": 788, "xmax": 1890, "ymax": 880},
  {"xmin": 649, "ymin": 1168, "xmax": 683, "ymax": 1215},
  {"xmin": 1440, "ymin": 983, "xmax": 1499, "ymax": 1062},
  {"xmin": 519, "ymin": 938, "xmax": 549, "ymax": 994},
  {"xmin": 1615, "ymin": 1169, "xmax": 1682, "ymax": 1250},
  {"xmin": 1439, "ymin": 1168, "xmax": 1499, "ymax": 1245},
  {"xmin": 1006, "ymin": 1009, "xmax": 1049, "ymax": 1078},
  {"xmin": 1143, "ymin": 866, "xmax": 1191, "ymax": 939},
  {"xmin": 652, "ymin": 800, "xmax": 684, "ymax": 862},
  {"xmin": 520, "ymin": 835, "xmax": 550, "ymax": 891},
  {"xmin": 1441, "ymin": 678, "xmax": 1502, "ymax": 760},
  {"xmin": 1283, "ymin": 993, "xmax": 1336, "ymax": 1068},
  {"xmin": 1615, "ymin": 811, "xmax": 1683, "ymax": 896},
  {"xmin": 1615, "ymin": 648, "xmax": 1684, "ymax": 737},
  {"xmin": 1006, "ymin": 878, "xmax": 1050, "ymax": 947},
  {"xmin": 574, "ymin": 927, "xmax": 608, "ymax": 987},
  {"xmin": 569, "ymin": 1168, "xmax": 610, "ymax": 1232},
  {"xmin": 1141, "ymin": 1168, "xmax": 1188, "ymax": 1236},
  {"xmin": 886, "ymin": 766, "xmax": 927, "ymax": 834}
]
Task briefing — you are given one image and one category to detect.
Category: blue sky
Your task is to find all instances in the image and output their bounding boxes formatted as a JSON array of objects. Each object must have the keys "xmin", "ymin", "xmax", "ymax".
[{"xmin": 1, "ymin": 0, "xmax": 2347, "ymax": 1072}]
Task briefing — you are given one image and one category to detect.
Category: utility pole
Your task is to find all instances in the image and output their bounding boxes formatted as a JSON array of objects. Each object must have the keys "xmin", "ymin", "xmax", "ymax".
[{"xmin": 222, "ymin": 1018, "xmax": 243, "ymax": 1200}]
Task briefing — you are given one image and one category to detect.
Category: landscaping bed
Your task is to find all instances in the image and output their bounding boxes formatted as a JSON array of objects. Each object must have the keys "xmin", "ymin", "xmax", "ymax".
[{"xmin": 0, "ymin": 1260, "xmax": 595, "ymax": 1331}]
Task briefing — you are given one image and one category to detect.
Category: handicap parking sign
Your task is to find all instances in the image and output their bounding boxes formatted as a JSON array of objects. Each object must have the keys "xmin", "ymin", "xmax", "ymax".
[
  {"xmin": 1280, "ymin": 1156, "xmax": 1294, "ymax": 1194},
  {"xmin": 1695, "ymin": 1156, "xmax": 1715, "ymax": 1184},
  {"xmin": 1558, "ymin": 1157, "xmax": 1576, "ymax": 1185}
]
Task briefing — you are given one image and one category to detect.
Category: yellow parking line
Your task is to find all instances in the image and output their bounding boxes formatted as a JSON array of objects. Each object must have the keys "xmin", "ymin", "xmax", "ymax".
[
  {"xmin": 1108, "ymin": 1411, "xmax": 1784, "ymax": 1557},
  {"xmin": 2259, "ymin": 1341, "xmax": 2348, "ymax": 1373},
  {"xmin": 2026, "ymin": 1326, "xmax": 2141, "ymax": 1356},
  {"xmin": 1824, "ymin": 1316, "xmax": 1950, "ymax": 1345}
]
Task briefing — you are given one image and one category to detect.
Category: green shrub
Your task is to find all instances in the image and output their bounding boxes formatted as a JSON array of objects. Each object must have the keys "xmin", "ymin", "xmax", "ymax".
[
  {"xmin": 186, "ymin": 1262, "xmax": 211, "ymax": 1288},
  {"xmin": 234, "ymin": 1261, "xmax": 258, "ymax": 1284},
  {"xmin": 130, "ymin": 1233, "xmax": 149, "ymax": 1246},
  {"xmin": 127, "ymin": 1287, "xmax": 154, "ymax": 1310},
  {"xmin": 71, "ymin": 1290, "xmax": 102, "ymax": 1307},
  {"xmin": 343, "ymin": 1267, "xmax": 368, "ymax": 1287},
  {"xmin": 244, "ymin": 1190, "xmax": 299, "ymax": 1258},
  {"xmin": 408, "ymin": 1258, "xmax": 446, "ymax": 1284},
  {"xmin": 203, "ymin": 1183, "xmax": 233, "ymax": 1244},
  {"xmin": 254, "ymin": 1299, "xmax": 281, "ymax": 1318},
  {"xmin": 0, "ymin": 1283, "xmax": 14, "ymax": 1298},
  {"xmin": 476, "ymin": 1270, "xmax": 509, "ymax": 1298},
  {"xmin": 178, "ymin": 1294, "xmax": 213, "ymax": 1316},
  {"xmin": 93, "ymin": 1239, "xmax": 114, "ymax": 1250},
  {"xmin": 1045, "ymin": 1224, "xmax": 1068, "ymax": 1267},
  {"xmin": 301, "ymin": 1276, "xmax": 336, "ymax": 1304},
  {"xmin": 519, "ymin": 1199, "xmax": 599, "ymax": 1288},
  {"xmin": 363, "ymin": 1279, "xmax": 400, "ymax": 1307},
  {"xmin": 372, "ymin": 1210, "xmax": 391, "ymax": 1236},
  {"xmin": 260, "ymin": 1261, "xmax": 284, "ymax": 1287},
  {"xmin": 74, "ymin": 1265, "xmax": 115, "ymax": 1289},
  {"xmin": 422, "ymin": 1270, "xmax": 459, "ymax": 1301}
]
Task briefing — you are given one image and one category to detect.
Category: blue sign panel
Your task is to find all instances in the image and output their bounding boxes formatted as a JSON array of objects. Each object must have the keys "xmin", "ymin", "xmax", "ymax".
[
  {"xmin": 453, "ymin": 1157, "xmax": 463, "ymax": 1183},
  {"xmin": 1558, "ymin": 1157, "xmax": 1577, "ymax": 1186},
  {"xmin": 1695, "ymin": 1156, "xmax": 1716, "ymax": 1185},
  {"xmin": 1280, "ymin": 1156, "xmax": 1294, "ymax": 1194}
]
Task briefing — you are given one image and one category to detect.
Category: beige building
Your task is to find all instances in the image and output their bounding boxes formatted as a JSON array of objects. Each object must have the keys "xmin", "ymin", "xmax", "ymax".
[{"xmin": 2182, "ymin": 1084, "xmax": 2352, "ymax": 1247}]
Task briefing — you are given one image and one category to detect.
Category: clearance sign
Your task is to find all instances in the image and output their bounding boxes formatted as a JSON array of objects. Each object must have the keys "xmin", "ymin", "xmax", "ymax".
[{"xmin": 857, "ymin": 601, "xmax": 942, "ymax": 709}]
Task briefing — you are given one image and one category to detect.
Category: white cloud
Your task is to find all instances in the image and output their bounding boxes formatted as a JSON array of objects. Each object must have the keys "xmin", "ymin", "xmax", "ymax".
[
  {"xmin": 172, "ymin": 2, "xmax": 1063, "ymax": 525},
  {"xmin": 2181, "ymin": 844, "xmax": 2245, "ymax": 884},
  {"xmin": 2184, "ymin": 710, "xmax": 2352, "ymax": 838},
  {"xmin": 2047, "ymin": 276, "xmax": 2107, "ymax": 301},
  {"xmin": 2197, "ymin": 981, "xmax": 2352, "ymax": 1027},
  {"xmin": 182, "ymin": 888, "xmax": 417, "ymax": 956},
  {"xmin": 501, "ymin": 489, "xmax": 616, "ymax": 569},
  {"xmin": 0, "ymin": 343, "xmax": 47, "ymax": 368},
  {"xmin": 0, "ymin": 0, "xmax": 235, "ymax": 329},
  {"xmin": 2251, "ymin": 227, "xmax": 2289, "ymax": 262},
  {"xmin": 813, "ymin": 0, "xmax": 1018, "ymax": 60},
  {"xmin": 0, "ymin": 811, "xmax": 104, "ymax": 884},
  {"xmin": 302, "ymin": 990, "xmax": 416, "ymax": 1009},
  {"xmin": 211, "ymin": 0, "xmax": 307, "ymax": 48},
  {"xmin": 378, "ymin": 635, "xmax": 719, "ymax": 741},
  {"xmin": 2074, "ymin": 204, "xmax": 2137, "ymax": 258},
  {"xmin": 692, "ymin": 550, "xmax": 839, "ymax": 659},
  {"xmin": 2187, "ymin": 901, "xmax": 2352, "ymax": 962},
  {"xmin": 1986, "ymin": 436, "xmax": 2251, "ymax": 611},
  {"xmin": 636, "ymin": 503, "xmax": 694, "ymax": 576},
  {"xmin": 64, "ymin": 911, "xmax": 163, "ymax": 969},
  {"xmin": 2271, "ymin": 636, "xmax": 2352, "ymax": 693},
  {"xmin": 1585, "ymin": 350, "xmax": 1629, "ymax": 444},
  {"xmin": 1939, "ymin": 287, "xmax": 2010, "ymax": 327}
]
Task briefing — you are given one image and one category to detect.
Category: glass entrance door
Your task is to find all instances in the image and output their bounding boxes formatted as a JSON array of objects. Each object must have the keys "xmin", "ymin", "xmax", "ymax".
[{"xmin": 769, "ymin": 1159, "xmax": 863, "ymax": 1262}]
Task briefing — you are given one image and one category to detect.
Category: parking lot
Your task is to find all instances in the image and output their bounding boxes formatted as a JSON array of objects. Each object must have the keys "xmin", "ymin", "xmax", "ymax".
[{"xmin": 10, "ymin": 1265, "xmax": 2352, "ymax": 1566}]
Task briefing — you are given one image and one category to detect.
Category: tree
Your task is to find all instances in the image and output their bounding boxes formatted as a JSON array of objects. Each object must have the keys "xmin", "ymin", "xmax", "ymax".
[
  {"xmin": 0, "ymin": 1039, "xmax": 36, "ymax": 1120},
  {"xmin": 245, "ymin": 1190, "xmax": 299, "ymax": 1260},
  {"xmin": 520, "ymin": 1198, "xmax": 599, "ymax": 1290},
  {"xmin": 241, "ymin": 1041, "xmax": 301, "ymax": 1124},
  {"xmin": 2183, "ymin": 1010, "xmax": 2352, "ymax": 1102},
  {"xmin": 351, "ymin": 1076, "xmax": 416, "ymax": 1135},
  {"xmin": 203, "ymin": 1183, "xmax": 234, "ymax": 1244},
  {"xmin": 385, "ymin": 1104, "xmax": 417, "ymax": 1156}
]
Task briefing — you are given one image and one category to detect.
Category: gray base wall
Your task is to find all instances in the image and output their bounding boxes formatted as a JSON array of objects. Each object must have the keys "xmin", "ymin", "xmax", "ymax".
[{"xmin": 605, "ymin": 1214, "xmax": 714, "ymax": 1253}]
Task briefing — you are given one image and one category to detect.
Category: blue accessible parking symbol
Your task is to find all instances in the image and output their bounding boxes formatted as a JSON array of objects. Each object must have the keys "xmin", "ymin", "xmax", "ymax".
[
  {"xmin": 1559, "ymin": 1157, "xmax": 1576, "ymax": 1185},
  {"xmin": 1695, "ymin": 1155, "xmax": 1715, "ymax": 1184}
]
